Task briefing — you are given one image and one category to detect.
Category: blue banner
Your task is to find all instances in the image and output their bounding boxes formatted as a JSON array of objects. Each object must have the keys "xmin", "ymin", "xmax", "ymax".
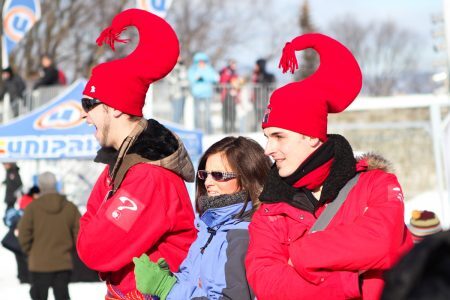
[
  {"xmin": 2, "ymin": 0, "xmax": 41, "ymax": 67},
  {"xmin": 136, "ymin": 0, "xmax": 173, "ymax": 18},
  {"xmin": 0, "ymin": 79, "xmax": 203, "ymax": 161}
]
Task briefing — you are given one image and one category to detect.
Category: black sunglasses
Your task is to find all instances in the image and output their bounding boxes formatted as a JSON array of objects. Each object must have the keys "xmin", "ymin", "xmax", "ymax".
[
  {"xmin": 197, "ymin": 170, "xmax": 237, "ymax": 181},
  {"xmin": 81, "ymin": 98, "xmax": 102, "ymax": 113}
]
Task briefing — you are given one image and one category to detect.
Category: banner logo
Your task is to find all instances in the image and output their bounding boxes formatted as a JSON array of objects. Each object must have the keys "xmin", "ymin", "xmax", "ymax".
[
  {"xmin": 3, "ymin": 6, "xmax": 37, "ymax": 42},
  {"xmin": 34, "ymin": 101, "xmax": 84, "ymax": 130}
]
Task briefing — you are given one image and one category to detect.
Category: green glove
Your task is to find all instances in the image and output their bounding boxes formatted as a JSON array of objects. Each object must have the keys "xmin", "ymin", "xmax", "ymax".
[{"xmin": 133, "ymin": 254, "xmax": 176, "ymax": 300}]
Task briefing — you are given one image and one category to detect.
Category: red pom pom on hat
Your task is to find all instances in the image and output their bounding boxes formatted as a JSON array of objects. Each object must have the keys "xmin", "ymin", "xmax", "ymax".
[
  {"xmin": 83, "ymin": 9, "xmax": 180, "ymax": 116},
  {"xmin": 262, "ymin": 33, "xmax": 363, "ymax": 141}
]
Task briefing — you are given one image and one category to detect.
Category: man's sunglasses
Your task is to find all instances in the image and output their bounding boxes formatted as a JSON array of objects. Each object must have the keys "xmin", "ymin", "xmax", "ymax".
[
  {"xmin": 81, "ymin": 98, "xmax": 102, "ymax": 113},
  {"xmin": 197, "ymin": 170, "xmax": 237, "ymax": 181}
]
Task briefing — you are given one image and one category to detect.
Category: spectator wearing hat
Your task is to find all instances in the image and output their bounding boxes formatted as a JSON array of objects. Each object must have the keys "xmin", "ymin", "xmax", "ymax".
[
  {"xmin": 245, "ymin": 33, "xmax": 413, "ymax": 299},
  {"xmin": 408, "ymin": 210, "xmax": 443, "ymax": 244},
  {"xmin": 188, "ymin": 52, "xmax": 219, "ymax": 134},
  {"xmin": 18, "ymin": 185, "xmax": 40, "ymax": 210},
  {"xmin": 2, "ymin": 162, "xmax": 22, "ymax": 214},
  {"xmin": 18, "ymin": 172, "xmax": 81, "ymax": 300},
  {"xmin": 251, "ymin": 58, "xmax": 275, "ymax": 130},
  {"xmin": 76, "ymin": 9, "xmax": 197, "ymax": 299},
  {"xmin": 0, "ymin": 67, "xmax": 26, "ymax": 117}
]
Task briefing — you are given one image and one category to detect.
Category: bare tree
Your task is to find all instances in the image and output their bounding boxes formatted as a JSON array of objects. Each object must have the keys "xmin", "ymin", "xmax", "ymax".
[
  {"xmin": 10, "ymin": 0, "xmax": 131, "ymax": 82},
  {"xmin": 6, "ymin": 0, "xmax": 282, "ymax": 84},
  {"xmin": 167, "ymin": 0, "xmax": 276, "ymax": 67},
  {"xmin": 328, "ymin": 15, "xmax": 419, "ymax": 96}
]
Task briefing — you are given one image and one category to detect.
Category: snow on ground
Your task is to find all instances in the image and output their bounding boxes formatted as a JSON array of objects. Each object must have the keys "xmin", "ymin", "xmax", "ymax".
[{"xmin": 0, "ymin": 201, "xmax": 106, "ymax": 299}]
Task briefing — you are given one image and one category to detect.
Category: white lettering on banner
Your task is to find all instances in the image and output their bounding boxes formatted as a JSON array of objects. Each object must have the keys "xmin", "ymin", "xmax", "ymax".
[{"xmin": 0, "ymin": 135, "xmax": 99, "ymax": 159}]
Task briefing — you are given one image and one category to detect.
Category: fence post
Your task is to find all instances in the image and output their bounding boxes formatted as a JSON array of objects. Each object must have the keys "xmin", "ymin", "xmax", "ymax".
[
  {"xmin": 2, "ymin": 93, "xmax": 12, "ymax": 124},
  {"xmin": 430, "ymin": 101, "xmax": 448, "ymax": 227}
]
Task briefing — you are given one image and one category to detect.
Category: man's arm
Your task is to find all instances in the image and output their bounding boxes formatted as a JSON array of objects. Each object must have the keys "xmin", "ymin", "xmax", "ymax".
[
  {"xmin": 77, "ymin": 165, "xmax": 177, "ymax": 272},
  {"xmin": 290, "ymin": 171, "xmax": 411, "ymax": 279},
  {"xmin": 245, "ymin": 208, "xmax": 360, "ymax": 300}
]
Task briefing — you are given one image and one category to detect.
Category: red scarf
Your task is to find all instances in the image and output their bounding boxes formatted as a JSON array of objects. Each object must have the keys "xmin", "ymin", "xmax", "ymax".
[{"xmin": 292, "ymin": 158, "xmax": 334, "ymax": 190}]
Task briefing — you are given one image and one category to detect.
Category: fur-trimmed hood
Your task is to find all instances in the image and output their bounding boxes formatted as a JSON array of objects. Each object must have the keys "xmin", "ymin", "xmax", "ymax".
[
  {"xmin": 94, "ymin": 119, "xmax": 195, "ymax": 182},
  {"xmin": 356, "ymin": 152, "xmax": 394, "ymax": 173}
]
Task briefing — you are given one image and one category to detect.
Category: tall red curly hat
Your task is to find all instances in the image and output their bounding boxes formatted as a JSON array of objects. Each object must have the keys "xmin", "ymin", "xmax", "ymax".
[
  {"xmin": 83, "ymin": 8, "xmax": 179, "ymax": 116},
  {"xmin": 262, "ymin": 33, "xmax": 362, "ymax": 141}
]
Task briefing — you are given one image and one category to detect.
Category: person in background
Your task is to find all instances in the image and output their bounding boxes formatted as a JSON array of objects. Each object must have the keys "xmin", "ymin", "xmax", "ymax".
[
  {"xmin": 251, "ymin": 58, "xmax": 275, "ymax": 130},
  {"xmin": 18, "ymin": 171, "xmax": 81, "ymax": 300},
  {"xmin": 0, "ymin": 67, "xmax": 26, "ymax": 117},
  {"xmin": 188, "ymin": 52, "xmax": 219, "ymax": 134},
  {"xmin": 1, "ymin": 207, "xmax": 29, "ymax": 284},
  {"xmin": 2, "ymin": 162, "xmax": 22, "ymax": 213},
  {"xmin": 166, "ymin": 55, "xmax": 189, "ymax": 124},
  {"xmin": 134, "ymin": 136, "xmax": 271, "ymax": 299},
  {"xmin": 18, "ymin": 185, "xmax": 40, "ymax": 210},
  {"xmin": 32, "ymin": 54, "xmax": 60, "ymax": 90},
  {"xmin": 382, "ymin": 230, "xmax": 450, "ymax": 300},
  {"xmin": 245, "ymin": 33, "xmax": 412, "ymax": 299},
  {"xmin": 219, "ymin": 59, "xmax": 240, "ymax": 133},
  {"xmin": 408, "ymin": 210, "xmax": 443, "ymax": 244},
  {"xmin": 76, "ymin": 9, "xmax": 196, "ymax": 299}
]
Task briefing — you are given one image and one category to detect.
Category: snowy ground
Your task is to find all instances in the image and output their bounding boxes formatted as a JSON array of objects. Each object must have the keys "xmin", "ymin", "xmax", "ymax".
[{"xmin": 0, "ymin": 201, "xmax": 106, "ymax": 299}]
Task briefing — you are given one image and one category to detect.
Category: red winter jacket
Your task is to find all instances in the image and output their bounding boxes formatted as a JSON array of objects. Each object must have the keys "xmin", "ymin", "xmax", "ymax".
[
  {"xmin": 245, "ymin": 156, "xmax": 413, "ymax": 300},
  {"xmin": 77, "ymin": 124, "xmax": 197, "ymax": 296}
]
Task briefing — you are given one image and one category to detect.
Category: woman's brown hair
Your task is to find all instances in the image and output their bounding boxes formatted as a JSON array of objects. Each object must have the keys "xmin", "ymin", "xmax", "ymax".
[{"xmin": 195, "ymin": 136, "xmax": 271, "ymax": 216}]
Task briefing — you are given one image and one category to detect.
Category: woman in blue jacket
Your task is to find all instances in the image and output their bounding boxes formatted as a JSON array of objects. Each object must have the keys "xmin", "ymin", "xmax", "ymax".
[{"xmin": 134, "ymin": 136, "xmax": 271, "ymax": 299}]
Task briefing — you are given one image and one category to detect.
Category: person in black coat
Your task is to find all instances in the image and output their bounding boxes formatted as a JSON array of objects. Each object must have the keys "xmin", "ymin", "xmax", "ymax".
[
  {"xmin": 0, "ymin": 67, "xmax": 26, "ymax": 117},
  {"xmin": 382, "ymin": 230, "xmax": 450, "ymax": 300},
  {"xmin": 32, "ymin": 55, "xmax": 60, "ymax": 90},
  {"xmin": 2, "ymin": 162, "xmax": 22, "ymax": 212},
  {"xmin": 251, "ymin": 58, "xmax": 275, "ymax": 130}
]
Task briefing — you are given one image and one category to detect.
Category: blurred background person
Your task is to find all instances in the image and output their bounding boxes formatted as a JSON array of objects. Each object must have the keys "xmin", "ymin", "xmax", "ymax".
[
  {"xmin": 408, "ymin": 210, "xmax": 443, "ymax": 244},
  {"xmin": 18, "ymin": 185, "xmax": 40, "ymax": 210},
  {"xmin": 219, "ymin": 59, "xmax": 239, "ymax": 133},
  {"xmin": 167, "ymin": 55, "xmax": 189, "ymax": 124},
  {"xmin": 251, "ymin": 58, "xmax": 275, "ymax": 130},
  {"xmin": 32, "ymin": 55, "xmax": 60, "ymax": 90},
  {"xmin": 1, "ymin": 206, "xmax": 29, "ymax": 284},
  {"xmin": 134, "ymin": 136, "xmax": 271, "ymax": 299},
  {"xmin": 0, "ymin": 67, "xmax": 26, "ymax": 118},
  {"xmin": 18, "ymin": 172, "xmax": 80, "ymax": 300},
  {"xmin": 188, "ymin": 52, "xmax": 219, "ymax": 134},
  {"xmin": 2, "ymin": 162, "xmax": 22, "ymax": 215},
  {"xmin": 382, "ymin": 230, "xmax": 450, "ymax": 300}
]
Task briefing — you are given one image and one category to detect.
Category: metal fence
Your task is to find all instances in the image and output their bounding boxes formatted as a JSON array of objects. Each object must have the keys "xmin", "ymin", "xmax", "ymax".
[
  {"xmin": 0, "ymin": 85, "xmax": 66, "ymax": 124},
  {"xmin": 151, "ymin": 81, "xmax": 276, "ymax": 134}
]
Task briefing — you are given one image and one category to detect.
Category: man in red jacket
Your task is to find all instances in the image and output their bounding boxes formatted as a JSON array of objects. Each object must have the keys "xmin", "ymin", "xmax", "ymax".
[
  {"xmin": 245, "ymin": 33, "xmax": 413, "ymax": 300},
  {"xmin": 76, "ymin": 9, "xmax": 197, "ymax": 299}
]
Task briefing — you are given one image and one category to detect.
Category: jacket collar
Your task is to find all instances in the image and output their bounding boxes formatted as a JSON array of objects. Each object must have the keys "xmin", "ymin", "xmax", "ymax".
[{"xmin": 94, "ymin": 119, "xmax": 195, "ymax": 182}]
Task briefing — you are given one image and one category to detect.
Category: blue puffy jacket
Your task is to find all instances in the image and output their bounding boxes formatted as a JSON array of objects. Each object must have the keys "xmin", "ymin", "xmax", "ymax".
[
  {"xmin": 188, "ymin": 52, "xmax": 219, "ymax": 99},
  {"xmin": 167, "ymin": 202, "xmax": 255, "ymax": 300}
]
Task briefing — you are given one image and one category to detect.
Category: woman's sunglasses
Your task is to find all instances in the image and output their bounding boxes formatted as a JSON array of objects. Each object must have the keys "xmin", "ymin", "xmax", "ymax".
[
  {"xmin": 81, "ymin": 98, "xmax": 102, "ymax": 113},
  {"xmin": 197, "ymin": 170, "xmax": 237, "ymax": 181}
]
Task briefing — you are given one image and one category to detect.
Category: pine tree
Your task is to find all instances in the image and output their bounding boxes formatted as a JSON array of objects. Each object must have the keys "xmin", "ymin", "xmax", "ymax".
[{"xmin": 295, "ymin": 0, "xmax": 319, "ymax": 81}]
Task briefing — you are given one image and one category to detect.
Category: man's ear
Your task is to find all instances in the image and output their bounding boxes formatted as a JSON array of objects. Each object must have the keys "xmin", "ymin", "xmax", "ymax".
[
  {"xmin": 112, "ymin": 109, "xmax": 123, "ymax": 118},
  {"xmin": 308, "ymin": 136, "xmax": 322, "ymax": 148}
]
